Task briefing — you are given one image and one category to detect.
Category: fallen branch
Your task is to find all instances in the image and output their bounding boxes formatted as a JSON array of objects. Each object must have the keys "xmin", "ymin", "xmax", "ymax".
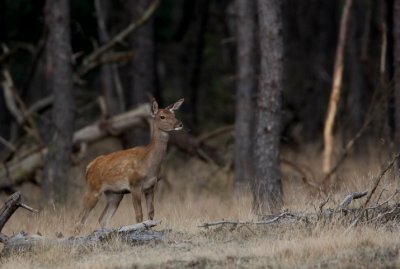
[
  {"xmin": 199, "ymin": 212, "xmax": 294, "ymax": 228},
  {"xmin": 198, "ymin": 125, "xmax": 234, "ymax": 143},
  {"xmin": 28, "ymin": 95, "xmax": 53, "ymax": 114},
  {"xmin": 1, "ymin": 53, "xmax": 42, "ymax": 144},
  {"xmin": 169, "ymin": 131, "xmax": 223, "ymax": 165},
  {"xmin": 0, "ymin": 192, "xmax": 39, "ymax": 243},
  {"xmin": 77, "ymin": 51, "xmax": 134, "ymax": 77},
  {"xmin": 73, "ymin": 103, "xmax": 150, "ymax": 144}
]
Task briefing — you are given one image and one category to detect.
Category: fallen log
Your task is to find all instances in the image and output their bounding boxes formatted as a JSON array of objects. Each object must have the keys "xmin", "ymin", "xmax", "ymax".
[
  {"xmin": 0, "ymin": 192, "xmax": 162, "ymax": 255},
  {"xmin": 3, "ymin": 220, "xmax": 163, "ymax": 255},
  {"xmin": 0, "ymin": 103, "xmax": 222, "ymax": 188}
]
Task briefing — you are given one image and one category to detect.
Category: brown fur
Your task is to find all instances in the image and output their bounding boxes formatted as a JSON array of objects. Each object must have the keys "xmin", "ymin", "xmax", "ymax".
[{"xmin": 75, "ymin": 99, "xmax": 184, "ymax": 232}]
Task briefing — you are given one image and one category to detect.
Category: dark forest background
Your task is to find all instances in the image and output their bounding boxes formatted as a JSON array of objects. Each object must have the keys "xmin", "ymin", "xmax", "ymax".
[{"xmin": 0, "ymin": 0, "xmax": 399, "ymax": 213}]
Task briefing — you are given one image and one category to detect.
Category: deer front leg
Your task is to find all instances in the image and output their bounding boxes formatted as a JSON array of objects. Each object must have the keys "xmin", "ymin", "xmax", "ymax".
[
  {"xmin": 144, "ymin": 187, "xmax": 155, "ymax": 220},
  {"xmin": 131, "ymin": 186, "xmax": 143, "ymax": 223}
]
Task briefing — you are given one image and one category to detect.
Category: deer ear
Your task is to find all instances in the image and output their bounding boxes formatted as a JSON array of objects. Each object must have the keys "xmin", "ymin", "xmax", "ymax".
[
  {"xmin": 151, "ymin": 99, "xmax": 159, "ymax": 117},
  {"xmin": 166, "ymin": 98, "xmax": 184, "ymax": 113}
]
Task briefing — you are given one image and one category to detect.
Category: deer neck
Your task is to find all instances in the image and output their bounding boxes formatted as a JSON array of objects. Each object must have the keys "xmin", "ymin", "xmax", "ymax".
[{"xmin": 145, "ymin": 121, "xmax": 169, "ymax": 170}]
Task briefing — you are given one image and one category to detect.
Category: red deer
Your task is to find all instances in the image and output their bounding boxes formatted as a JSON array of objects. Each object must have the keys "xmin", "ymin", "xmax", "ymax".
[{"xmin": 75, "ymin": 98, "xmax": 184, "ymax": 231}]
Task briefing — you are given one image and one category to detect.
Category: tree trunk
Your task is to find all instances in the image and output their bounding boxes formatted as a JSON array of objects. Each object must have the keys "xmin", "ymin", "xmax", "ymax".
[
  {"xmin": 182, "ymin": 0, "xmax": 210, "ymax": 130},
  {"xmin": 0, "ymin": 0, "xmax": 11, "ymax": 153},
  {"xmin": 346, "ymin": 0, "xmax": 366, "ymax": 152},
  {"xmin": 124, "ymin": 0, "xmax": 156, "ymax": 147},
  {"xmin": 252, "ymin": 0, "xmax": 283, "ymax": 214},
  {"xmin": 94, "ymin": 0, "xmax": 123, "ymax": 116},
  {"xmin": 42, "ymin": 0, "xmax": 74, "ymax": 204},
  {"xmin": 394, "ymin": 0, "xmax": 400, "ymax": 165},
  {"xmin": 322, "ymin": 0, "xmax": 353, "ymax": 174},
  {"xmin": 234, "ymin": 0, "xmax": 257, "ymax": 188}
]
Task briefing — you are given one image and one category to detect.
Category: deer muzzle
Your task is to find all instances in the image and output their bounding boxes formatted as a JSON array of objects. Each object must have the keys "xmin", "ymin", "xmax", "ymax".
[{"xmin": 174, "ymin": 121, "xmax": 183, "ymax": 131}]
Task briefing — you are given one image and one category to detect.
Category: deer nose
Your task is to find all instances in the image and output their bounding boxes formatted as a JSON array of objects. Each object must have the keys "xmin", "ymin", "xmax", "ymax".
[{"xmin": 174, "ymin": 121, "xmax": 183, "ymax": 130}]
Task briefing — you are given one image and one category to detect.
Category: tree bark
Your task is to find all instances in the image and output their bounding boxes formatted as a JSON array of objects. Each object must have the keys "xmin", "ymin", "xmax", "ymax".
[
  {"xmin": 183, "ymin": 0, "xmax": 210, "ymax": 129},
  {"xmin": 346, "ymin": 0, "xmax": 367, "ymax": 152},
  {"xmin": 124, "ymin": 0, "xmax": 156, "ymax": 147},
  {"xmin": 394, "ymin": 0, "xmax": 400, "ymax": 166},
  {"xmin": 42, "ymin": 0, "xmax": 74, "ymax": 204},
  {"xmin": 234, "ymin": 0, "xmax": 257, "ymax": 188},
  {"xmin": 94, "ymin": 0, "xmax": 123, "ymax": 116},
  {"xmin": 322, "ymin": 0, "xmax": 353, "ymax": 174},
  {"xmin": 0, "ymin": 0, "xmax": 12, "ymax": 154},
  {"xmin": 252, "ymin": 0, "xmax": 283, "ymax": 214}
]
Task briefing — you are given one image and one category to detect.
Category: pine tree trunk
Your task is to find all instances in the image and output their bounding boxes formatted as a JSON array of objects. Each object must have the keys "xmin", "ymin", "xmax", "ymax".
[
  {"xmin": 252, "ymin": 0, "xmax": 283, "ymax": 214},
  {"xmin": 322, "ymin": 0, "xmax": 353, "ymax": 174},
  {"xmin": 346, "ymin": 0, "xmax": 366, "ymax": 152},
  {"xmin": 124, "ymin": 0, "xmax": 156, "ymax": 147},
  {"xmin": 94, "ymin": 0, "xmax": 123, "ymax": 116},
  {"xmin": 394, "ymin": 0, "xmax": 400, "ymax": 163},
  {"xmin": 0, "ymin": 0, "xmax": 11, "ymax": 152},
  {"xmin": 182, "ymin": 0, "xmax": 210, "ymax": 130},
  {"xmin": 42, "ymin": 0, "xmax": 74, "ymax": 204},
  {"xmin": 234, "ymin": 0, "xmax": 257, "ymax": 188}
]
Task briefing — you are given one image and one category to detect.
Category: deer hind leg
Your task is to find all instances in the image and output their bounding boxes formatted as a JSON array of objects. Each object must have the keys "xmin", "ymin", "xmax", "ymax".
[
  {"xmin": 131, "ymin": 186, "xmax": 143, "ymax": 223},
  {"xmin": 99, "ymin": 192, "xmax": 123, "ymax": 228},
  {"xmin": 144, "ymin": 187, "xmax": 155, "ymax": 220},
  {"xmin": 75, "ymin": 190, "xmax": 100, "ymax": 233}
]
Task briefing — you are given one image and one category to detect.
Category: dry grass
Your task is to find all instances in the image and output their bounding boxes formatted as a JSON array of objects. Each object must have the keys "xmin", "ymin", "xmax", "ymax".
[{"xmin": 1, "ymin": 139, "xmax": 400, "ymax": 268}]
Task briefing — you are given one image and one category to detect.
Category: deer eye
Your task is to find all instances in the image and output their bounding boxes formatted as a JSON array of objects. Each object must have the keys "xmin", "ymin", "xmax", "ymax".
[{"xmin": 160, "ymin": 115, "xmax": 165, "ymax": 119}]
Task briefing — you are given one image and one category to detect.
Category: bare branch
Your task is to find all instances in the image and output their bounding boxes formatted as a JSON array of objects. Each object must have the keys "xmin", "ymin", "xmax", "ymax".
[
  {"xmin": 0, "ymin": 136, "xmax": 16, "ymax": 152},
  {"xmin": 78, "ymin": 0, "xmax": 160, "ymax": 75},
  {"xmin": 363, "ymin": 153, "xmax": 400, "ymax": 208}
]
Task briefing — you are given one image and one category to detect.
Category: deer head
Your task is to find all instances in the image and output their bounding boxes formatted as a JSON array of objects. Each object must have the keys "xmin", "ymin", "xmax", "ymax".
[{"xmin": 150, "ymin": 98, "xmax": 184, "ymax": 132}]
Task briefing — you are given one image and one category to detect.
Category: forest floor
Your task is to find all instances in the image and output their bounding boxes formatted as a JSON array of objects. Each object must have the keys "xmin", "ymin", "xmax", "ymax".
[{"xmin": 1, "ymin": 139, "xmax": 400, "ymax": 268}]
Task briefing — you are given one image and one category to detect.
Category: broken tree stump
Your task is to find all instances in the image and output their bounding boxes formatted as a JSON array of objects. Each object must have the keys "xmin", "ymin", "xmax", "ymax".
[{"xmin": 0, "ymin": 192, "xmax": 163, "ymax": 255}]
